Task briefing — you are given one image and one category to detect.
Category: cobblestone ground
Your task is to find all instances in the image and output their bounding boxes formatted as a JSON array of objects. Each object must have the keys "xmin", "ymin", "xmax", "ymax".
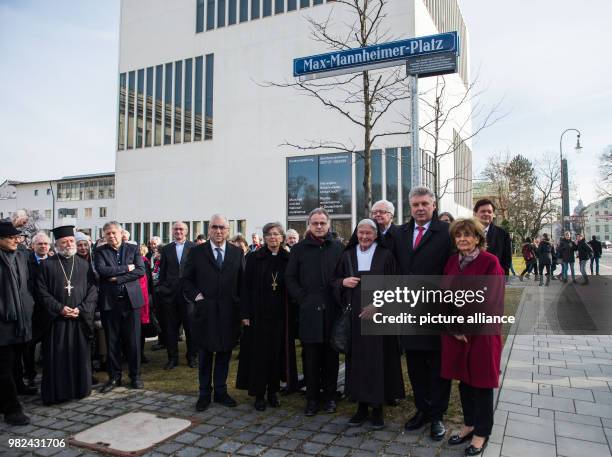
[{"xmin": 1, "ymin": 388, "xmax": 466, "ymax": 457}]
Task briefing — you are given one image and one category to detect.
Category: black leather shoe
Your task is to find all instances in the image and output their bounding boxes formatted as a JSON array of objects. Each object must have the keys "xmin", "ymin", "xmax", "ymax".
[
  {"xmin": 348, "ymin": 404, "xmax": 368, "ymax": 427},
  {"xmin": 430, "ymin": 420, "xmax": 446, "ymax": 441},
  {"xmin": 305, "ymin": 400, "xmax": 318, "ymax": 417},
  {"xmin": 17, "ymin": 385, "xmax": 38, "ymax": 396},
  {"xmin": 323, "ymin": 400, "xmax": 337, "ymax": 413},
  {"xmin": 254, "ymin": 397, "xmax": 266, "ymax": 411},
  {"xmin": 187, "ymin": 357, "xmax": 198, "ymax": 368},
  {"xmin": 369, "ymin": 407, "xmax": 384, "ymax": 430},
  {"xmin": 267, "ymin": 393, "xmax": 280, "ymax": 407},
  {"xmin": 5, "ymin": 411, "xmax": 30, "ymax": 426},
  {"xmin": 164, "ymin": 360, "xmax": 178, "ymax": 370},
  {"xmin": 131, "ymin": 379, "xmax": 144, "ymax": 389},
  {"xmin": 464, "ymin": 437, "xmax": 488, "ymax": 456},
  {"xmin": 214, "ymin": 393, "xmax": 237, "ymax": 407},
  {"xmin": 404, "ymin": 410, "xmax": 428, "ymax": 430},
  {"xmin": 196, "ymin": 396, "xmax": 211, "ymax": 411},
  {"xmin": 448, "ymin": 431, "xmax": 474, "ymax": 445},
  {"xmin": 100, "ymin": 378, "xmax": 121, "ymax": 393}
]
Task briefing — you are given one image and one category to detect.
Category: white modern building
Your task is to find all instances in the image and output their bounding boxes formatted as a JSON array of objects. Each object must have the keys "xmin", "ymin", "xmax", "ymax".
[
  {"xmin": 0, "ymin": 173, "xmax": 116, "ymax": 239},
  {"xmin": 582, "ymin": 197, "xmax": 612, "ymax": 241},
  {"xmin": 114, "ymin": 0, "xmax": 474, "ymax": 243}
]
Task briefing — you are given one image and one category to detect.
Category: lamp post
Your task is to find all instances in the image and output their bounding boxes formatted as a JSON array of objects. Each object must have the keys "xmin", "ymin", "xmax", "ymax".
[{"xmin": 559, "ymin": 129, "xmax": 582, "ymax": 232}]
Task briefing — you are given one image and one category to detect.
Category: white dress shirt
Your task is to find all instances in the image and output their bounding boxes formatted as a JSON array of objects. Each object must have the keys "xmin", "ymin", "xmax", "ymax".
[
  {"xmin": 412, "ymin": 220, "xmax": 432, "ymax": 247},
  {"xmin": 175, "ymin": 240, "xmax": 186, "ymax": 263},
  {"xmin": 210, "ymin": 240, "xmax": 227, "ymax": 262}
]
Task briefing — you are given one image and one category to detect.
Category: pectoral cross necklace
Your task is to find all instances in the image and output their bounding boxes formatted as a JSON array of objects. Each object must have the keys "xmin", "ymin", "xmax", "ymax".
[
  {"xmin": 58, "ymin": 255, "xmax": 76, "ymax": 297},
  {"xmin": 271, "ymin": 272, "xmax": 279, "ymax": 291}
]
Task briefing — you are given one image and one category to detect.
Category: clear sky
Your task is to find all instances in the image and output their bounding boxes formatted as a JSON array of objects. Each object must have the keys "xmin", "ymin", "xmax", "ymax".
[{"xmin": 1, "ymin": 0, "xmax": 610, "ymax": 208}]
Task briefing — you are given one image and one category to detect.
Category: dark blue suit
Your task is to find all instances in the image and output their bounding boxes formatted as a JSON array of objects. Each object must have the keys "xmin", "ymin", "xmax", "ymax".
[{"xmin": 94, "ymin": 242, "xmax": 145, "ymax": 381}]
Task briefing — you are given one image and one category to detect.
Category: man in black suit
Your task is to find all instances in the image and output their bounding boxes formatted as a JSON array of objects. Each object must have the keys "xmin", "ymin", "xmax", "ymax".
[
  {"xmin": 158, "ymin": 222, "xmax": 196, "ymax": 369},
  {"xmin": 182, "ymin": 214, "xmax": 243, "ymax": 411},
  {"xmin": 371, "ymin": 199, "xmax": 399, "ymax": 251},
  {"xmin": 392, "ymin": 186, "xmax": 452, "ymax": 441},
  {"xmin": 94, "ymin": 221, "xmax": 145, "ymax": 392},
  {"xmin": 474, "ymin": 199, "xmax": 512, "ymax": 275}
]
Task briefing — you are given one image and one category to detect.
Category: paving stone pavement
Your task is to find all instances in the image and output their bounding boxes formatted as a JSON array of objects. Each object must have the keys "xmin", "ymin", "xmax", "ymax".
[
  {"xmin": 490, "ymin": 279, "xmax": 612, "ymax": 457},
  {"xmin": 0, "ymin": 387, "xmax": 468, "ymax": 457}
]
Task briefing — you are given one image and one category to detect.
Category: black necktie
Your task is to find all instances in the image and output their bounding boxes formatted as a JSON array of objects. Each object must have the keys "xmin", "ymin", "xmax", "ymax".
[{"xmin": 215, "ymin": 247, "xmax": 223, "ymax": 269}]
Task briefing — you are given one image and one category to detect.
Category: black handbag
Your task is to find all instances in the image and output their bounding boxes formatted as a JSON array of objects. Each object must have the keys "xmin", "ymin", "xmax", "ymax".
[{"xmin": 330, "ymin": 255, "xmax": 355, "ymax": 355}]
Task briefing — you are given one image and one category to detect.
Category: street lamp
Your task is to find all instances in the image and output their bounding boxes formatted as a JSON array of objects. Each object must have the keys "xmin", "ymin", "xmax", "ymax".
[{"xmin": 559, "ymin": 128, "xmax": 582, "ymax": 232}]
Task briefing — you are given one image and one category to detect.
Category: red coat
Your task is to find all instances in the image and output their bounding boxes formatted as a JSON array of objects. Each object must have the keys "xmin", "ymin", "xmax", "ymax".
[
  {"xmin": 139, "ymin": 256, "xmax": 150, "ymax": 324},
  {"xmin": 440, "ymin": 250, "xmax": 504, "ymax": 388}
]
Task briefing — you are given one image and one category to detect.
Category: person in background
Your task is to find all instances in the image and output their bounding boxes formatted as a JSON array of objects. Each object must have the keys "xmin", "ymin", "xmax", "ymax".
[
  {"xmin": 519, "ymin": 237, "xmax": 538, "ymax": 281},
  {"xmin": 249, "ymin": 232, "xmax": 262, "ymax": 252},
  {"xmin": 588, "ymin": 235, "xmax": 602, "ymax": 276},
  {"xmin": 146, "ymin": 236, "xmax": 165, "ymax": 351},
  {"xmin": 138, "ymin": 244, "xmax": 152, "ymax": 362},
  {"xmin": 195, "ymin": 234, "xmax": 207, "ymax": 245},
  {"xmin": 536, "ymin": 233, "xmax": 554, "ymax": 286},
  {"xmin": 557, "ymin": 231, "xmax": 577, "ymax": 283},
  {"xmin": 146, "ymin": 237, "xmax": 162, "ymax": 262},
  {"xmin": 438, "ymin": 212, "xmax": 455, "ymax": 224},
  {"xmin": 230, "ymin": 233, "xmax": 250, "ymax": 256},
  {"xmin": 122, "ymin": 230, "xmax": 137, "ymax": 245},
  {"xmin": 473, "ymin": 199, "xmax": 512, "ymax": 276},
  {"xmin": 285, "ymin": 229, "xmax": 300, "ymax": 249},
  {"xmin": 576, "ymin": 234, "xmax": 593, "ymax": 285}
]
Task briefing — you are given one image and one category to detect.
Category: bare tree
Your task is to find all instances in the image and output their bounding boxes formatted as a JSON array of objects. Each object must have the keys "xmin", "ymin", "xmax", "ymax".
[
  {"xmin": 596, "ymin": 145, "xmax": 612, "ymax": 197},
  {"xmin": 266, "ymin": 0, "xmax": 411, "ymax": 217}
]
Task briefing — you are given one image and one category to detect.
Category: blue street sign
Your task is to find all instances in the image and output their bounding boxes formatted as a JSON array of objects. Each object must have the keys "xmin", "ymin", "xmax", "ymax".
[{"xmin": 293, "ymin": 31, "xmax": 458, "ymax": 78}]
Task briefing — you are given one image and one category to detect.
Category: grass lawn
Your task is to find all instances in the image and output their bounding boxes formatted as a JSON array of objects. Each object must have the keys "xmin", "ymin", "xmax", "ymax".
[{"xmin": 97, "ymin": 287, "xmax": 524, "ymax": 426}]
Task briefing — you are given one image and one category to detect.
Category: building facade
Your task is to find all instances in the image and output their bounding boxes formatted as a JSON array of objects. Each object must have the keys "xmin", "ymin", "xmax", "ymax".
[
  {"xmin": 582, "ymin": 197, "xmax": 612, "ymax": 241},
  {"xmin": 114, "ymin": 0, "xmax": 474, "ymax": 241}
]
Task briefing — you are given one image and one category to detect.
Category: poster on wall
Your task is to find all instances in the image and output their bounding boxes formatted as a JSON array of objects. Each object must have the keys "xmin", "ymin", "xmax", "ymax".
[
  {"xmin": 318, "ymin": 153, "xmax": 352, "ymax": 214},
  {"xmin": 287, "ymin": 156, "xmax": 318, "ymax": 216}
]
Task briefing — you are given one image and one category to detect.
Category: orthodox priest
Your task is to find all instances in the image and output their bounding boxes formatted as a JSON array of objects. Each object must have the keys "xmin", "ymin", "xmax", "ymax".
[{"xmin": 35, "ymin": 226, "xmax": 97, "ymax": 405}]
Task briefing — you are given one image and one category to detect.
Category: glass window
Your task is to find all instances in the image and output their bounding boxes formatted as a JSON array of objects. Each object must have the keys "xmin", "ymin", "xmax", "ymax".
[
  {"xmin": 34, "ymin": 190, "xmax": 38, "ymax": 196},
  {"xmin": 275, "ymin": 0, "xmax": 283, "ymax": 14},
  {"xmin": 154, "ymin": 65, "xmax": 163, "ymax": 146},
  {"xmin": 239, "ymin": 0, "xmax": 248, "ymax": 22},
  {"xmin": 152, "ymin": 222, "xmax": 160, "ymax": 237},
  {"xmin": 228, "ymin": 0, "xmax": 237, "ymax": 24},
  {"xmin": 145, "ymin": 67, "xmax": 153, "ymax": 147},
  {"xmin": 237, "ymin": 220, "xmax": 246, "ymax": 235},
  {"xmin": 194, "ymin": 56, "xmax": 203, "ymax": 141},
  {"xmin": 143, "ymin": 223, "xmax": 151, "ymax": 241},
  {"xmin": 134, "ymin": 223, "xmax": 142, "ymax": 245},
  {"xmin": 205, "ymin": 54, "xmax": 214, "ymax": 140},
  {"xmin": 162, "ymin": 222, "xmax": 171, "ymax": 244},
  {"xmin": 192, "ymin": 221, "xmax": 202, "ymax": 239},
  {"xmin": 164, "ymin": 62, "xmax": 173, "ymax": 145},
  {"xmin": 124, "ymin": 223, "xmax": 132, "ymax": 235},
  {"xmin": 45, "ymin": 209, "xmax": 52, "ymax": 219},
  {"xmin": 174, "ymin": 60, "xmax": 182, "ymax": 143},
  {"xmin": 313, "ymin": 0, "xmax": 322, "ymax": 4},
  {"xmin": 385, "ymin": 148, "xmax": 398, "ymax": 220},
  {"xmin": 47, "ymin": 188, "xmax": 51, "ymax": 195},
  {"xmin": 401, "ymin": 147, "xmax": 411, "ymax": 223},
  {"xmin": 203, "ymin": 221, "xmax": 209, "ymax": 235},
  {"xmin": 136, "ymin": 68, "xmax": 144, "ymax": 148},
  {"xmin": 252, "ymin": 0, "xmax": 260, "ymax": 19},
  {"xmin": 58, "ymin": 208, "xmax": 78, "ymax": 218},
  {"xmin": 117, "ymin": 73, "xmax": 126, "ymax": 150},
  {"xmin": 218, "ymin": 0, "xmax": 226, "ymax": 26},
  {"xmin": 127, "ymin": 71, "xmax": 135, "ymax": 149},
  {"xmin": 196, "ymin": 0, "xmax": 205, "ymax": 32},
  {"xmin": 99, "ymin": 207, "xmax": 107, "ymax": 218},
  {"xmin": 287, "ymin": 0, "xmax": 296, "ymax": 10},
  {"xmin": 300, "ymin": 0, "xmax": 309, "ymax": 7},
  {"xmin": 184, "ymin": 58, "xmax": 193, "ymax": 143},
  {"xmin": 206, "ymin": 0, "xmax": 215, "ymax": 30},
  {"xmin": 84, "ymin": 208, "xmax": 92, "ymax": 218},
  {"xmin": 372, "ymin": 149, "xmax": 382, "ymax": 203},
  {"xmin": 262, "ymin": 0, "xmax": 271, "ymax": 16}
]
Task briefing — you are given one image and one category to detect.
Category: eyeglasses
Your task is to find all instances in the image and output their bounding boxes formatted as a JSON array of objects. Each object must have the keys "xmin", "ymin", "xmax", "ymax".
[
  {"xmin": 371, "ymin": 210, "xmax": 391, "ymax": 215},
  {"xmin": 210, "ymin": 225, "xmax": 227, "ymax": 231},
  {"xmin": 310, "ymin": 221, "xmax": 328, "ymax": 227},
  {"xmin": 265, "ymin": 232, "xmax": 282, "ymax": 237}
]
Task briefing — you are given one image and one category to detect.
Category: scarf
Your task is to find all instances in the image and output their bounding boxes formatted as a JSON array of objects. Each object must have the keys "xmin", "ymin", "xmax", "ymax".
[{"xmin": 458, "ymin": 247, "xmax": 480, "ymax": 271}]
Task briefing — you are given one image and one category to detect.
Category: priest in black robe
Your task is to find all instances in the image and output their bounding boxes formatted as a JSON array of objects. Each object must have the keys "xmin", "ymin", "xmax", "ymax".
[
  {"xmin": 35, "ymin": 226, "xmax": 97, "ymax": 405},
  {"xmin": 332, "ymin": 219, "xmax": 405, "ymax": 429}
]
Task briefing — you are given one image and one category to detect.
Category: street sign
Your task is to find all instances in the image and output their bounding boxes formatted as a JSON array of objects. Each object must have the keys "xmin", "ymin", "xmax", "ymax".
[
  {"xmin": 406, "ymin": 51, "xmax": 457, "ymax": 77},
  {"xmin": 293, "ymin": 31, "xmax": 458, "ymax": 79}
]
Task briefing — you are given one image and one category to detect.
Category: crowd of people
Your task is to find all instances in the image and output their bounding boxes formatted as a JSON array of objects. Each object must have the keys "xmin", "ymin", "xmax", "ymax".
[
  {"xmin": 1, "ymin": 187, "xmax": 535, "ymax": 456},
  {"xmin": 519, "ymin": 230, "xmax": 602, "ymax": 285}
]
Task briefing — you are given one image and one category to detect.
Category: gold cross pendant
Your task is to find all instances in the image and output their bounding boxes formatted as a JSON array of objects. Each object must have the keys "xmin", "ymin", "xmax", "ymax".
[{"xmin": 271, "ymin": 281, "xmax": 278, "ymax": 291}]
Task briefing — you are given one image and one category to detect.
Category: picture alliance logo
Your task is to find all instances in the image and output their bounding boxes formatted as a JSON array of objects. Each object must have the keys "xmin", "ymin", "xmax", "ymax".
[{"xmin": 371, "ymin": 286, "xmax": 488, "ymax": 309}]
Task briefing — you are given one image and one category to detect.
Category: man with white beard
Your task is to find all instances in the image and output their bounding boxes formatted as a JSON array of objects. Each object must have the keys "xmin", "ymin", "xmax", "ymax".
[{"xmin": 35, "ymin": 226, "xmax": 97, "ymax": 405}]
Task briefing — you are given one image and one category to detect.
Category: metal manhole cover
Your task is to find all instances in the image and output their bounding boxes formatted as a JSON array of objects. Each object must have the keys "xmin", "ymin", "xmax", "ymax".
[{"xmin": 70, "ymin": 411, "xmax": 193, "ymax": 456}]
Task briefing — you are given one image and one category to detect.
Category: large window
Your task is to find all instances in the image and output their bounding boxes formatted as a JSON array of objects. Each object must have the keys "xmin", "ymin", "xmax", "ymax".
[
  {"xmin": 194, "ymin": 56, "xmax": 203, "ymax": 141},
  {"xmin": 184, "ymin": 58, "xmax": 193, "ymax": 143},
  {"xmin": 127, "ymin": 71, "xmax": 135, "ymax": 149},
  {"xmin": 206, "ymin": 0, "xmax": 215, "ymax": 30},
  {"xmin": 228, "ymin": 0, "xmax": 237, "ymax": 24},
  {"xmin": 262, "ymin": 0, "xmax": 271, "ymax": 17},
  {"xmin": 57, "ymin": 177, "xmax": 114, "ymax": 202},
  {"xmin": 145, "ymin": 67, "xmax": 153, "ymax": 147},
  {"xmin": 385, "ymin": 148, "xmax": 399, "ymax": 220},
  {"xmin": 58, "ymin": 208, "xmax": 78, "ymax": 218},
  {"xmin": 154, "ymin": 65, "xmax": 163, "ymax": 146},
  {"xmin": 164, "ymin": 62, "xmax": 173, "ymax": 145},
  {"xmin": 239, "ymin": 0, "xmax": 248, "ymax": 22},
  {"xmin": 252, "ymin": 0, "xmax": 261, "ymax": 19},
  {"xmin": 196, "ymin": 0, "xmax": 205, "ymax": 32},
  {"xmin": 275, "ymin": 0, "xmax": 283, "ymax": 14},
  {"xmin": 117, "ymin": 73, "xmax": 126, "ymax": 150},
  {"xmin": 99, "ymin": 207, "xmax": 107, "ymax": 218},
  {"xmin": 205, "ymin": 54, "xmax": 214, "ymax": 140},
  {"xmin": 218, "ymin": 0, "xmax": 226, "ymax": 26},
  {"xmin": 174, "ymin": 60, "xmax": 182, "ymax": 143},
  {"xmin": 136, "ymin": 69, "xmax": 144, "ymax": 148}
]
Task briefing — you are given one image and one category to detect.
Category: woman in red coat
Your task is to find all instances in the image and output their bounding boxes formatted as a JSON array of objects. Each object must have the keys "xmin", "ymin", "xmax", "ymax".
[{"xmin": 441, "ymin": 218, "xmax": 504, "ymax": 456}]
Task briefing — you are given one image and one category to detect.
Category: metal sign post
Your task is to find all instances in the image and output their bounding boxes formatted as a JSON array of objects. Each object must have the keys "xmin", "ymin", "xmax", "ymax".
[{"xmin": 410, "ymin": 75, "xmax": 421, "ymax": 188}]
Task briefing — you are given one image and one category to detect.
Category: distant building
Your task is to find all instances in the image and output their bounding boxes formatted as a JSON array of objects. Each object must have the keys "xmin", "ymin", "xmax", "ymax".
[
  {"xmin": 0, "ymin": 173, "xmax": 116, "ymax": 240},
  {"xmin": 581, "ymin": 196, "xmax": 612, "ymax": 241},
  {"xmin": 472, "ymin": 180, "xmax": 508, "ymax": 220}
]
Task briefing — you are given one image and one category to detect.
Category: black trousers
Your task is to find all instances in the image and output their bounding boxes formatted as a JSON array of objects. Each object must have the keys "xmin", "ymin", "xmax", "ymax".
[
  {"xmin": 101, "ymin": 298, "xmax": 141, "ymax": 381},
  {"xmin": 14, "ymin": 343, "xmax": 36, "ymax": 385},
  {"xmin": 405, "ymin": 350, "xmax": 451, "ymax": 421},
  {"xmin": 198, "ymin": 350, "xmax": 231, "ymax": 397},
  {"xmin": 302, "ymin": 342, "xmax": 339, "ymax": 402},
  {"xmin": 459, "ymin": 382, "xmax": 494, "ymax": 437},
  {"xmin": 165, "ymin": 300, "xmax": 195, "ymax": 362},
  {"xmin": 152, "ymin": 292, "xmax": 166, "ymax": 346},
  {"xmin": 539, "ymin": 263, "xmax": 551, "ymax": 279},
  {"xmin": 0, "ymin": 345, "xmax": 22, "ymax": 415}
]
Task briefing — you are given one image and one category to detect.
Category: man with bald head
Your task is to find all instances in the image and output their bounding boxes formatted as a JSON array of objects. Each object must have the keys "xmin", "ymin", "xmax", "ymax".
[
  {"xmin": 158, "ymin": 221, "xmax": 196, "ymax": 369},
  {"xmin": 183, "ymin": 214, "xmax": 243, "ymax": 411}
]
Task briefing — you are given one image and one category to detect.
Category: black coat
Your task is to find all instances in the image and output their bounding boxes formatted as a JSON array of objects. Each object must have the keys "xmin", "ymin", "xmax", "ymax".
[
  {"xmin": 485, "ymin": 224, "xmax": 512, "ymax": 275},
  {"xmin": 285, "ymin": 233, "xmax": 344, "ymax": 344},
  {"xmin": 577, "ymin": 240, "xmax": 594, "ymax": 261},
  {"xmin": 157, "ymin": 241, "xmax": 195, "ymax": 305},
  {"xmin": 182, "ymin": 241, "xmax": 243, "ymax": 352},
  {"xmin": 558, "ymin": 239, "xmax": 577, "ymax": 263},
  {"xmin": 392, "ymin": 217, "xmax": 451, "ymax": 351},
  {"xmin": 0, "ymin": 248, "xmax": 34, "ymax": 346},
  {"xmin": 588, "ymin": 239, "xmax": 603, "ymax": 258},
  {"xmin": 381, "ymin": 223, "xmax": 400, "ymax": 252},
  {"xmin": 536, "ymin": 240, "xmax": 554, "ymax": 266},
  {"xmin": 93, "ymin": 243, "xmax": 145, "ymax": 311}
]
